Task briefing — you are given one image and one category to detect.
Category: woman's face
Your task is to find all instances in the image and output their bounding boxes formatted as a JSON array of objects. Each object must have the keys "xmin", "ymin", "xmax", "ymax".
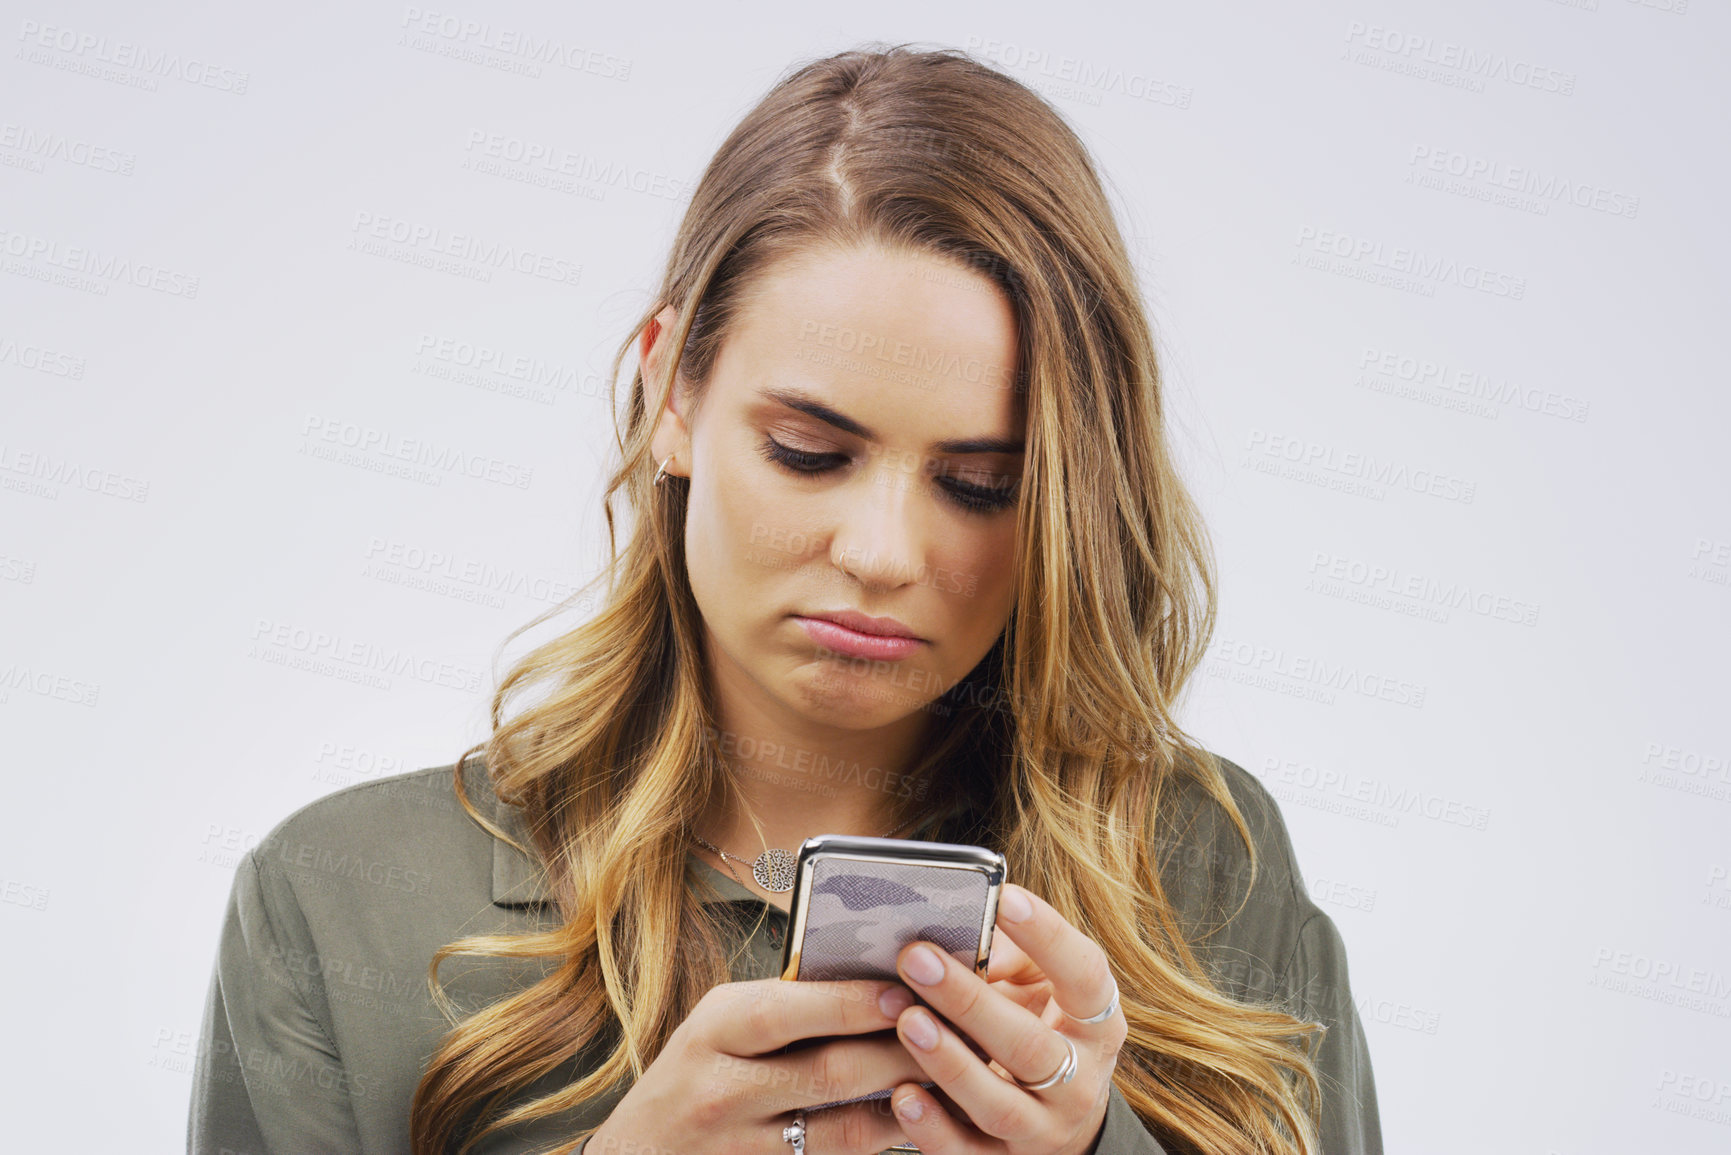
[{"xmin": 646, "ymin": 242, "xmax": 1024, "ymax": 733}]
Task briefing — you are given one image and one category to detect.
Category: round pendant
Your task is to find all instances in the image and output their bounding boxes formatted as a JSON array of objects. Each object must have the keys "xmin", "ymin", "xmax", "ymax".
[{"xmin": 752, "ymin": 847, "xmax": 798, "ymax": 892}]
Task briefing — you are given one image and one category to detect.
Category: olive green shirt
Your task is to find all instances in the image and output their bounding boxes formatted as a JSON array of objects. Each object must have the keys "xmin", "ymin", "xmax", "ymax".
[{"xmin": 187, "ymin": 755, "xmax": 1381, "ymax": 1154}]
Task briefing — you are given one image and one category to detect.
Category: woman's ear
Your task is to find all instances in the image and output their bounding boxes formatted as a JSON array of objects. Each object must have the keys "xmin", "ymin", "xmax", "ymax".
[
  {"xmin": 639, "ymin": 303, "xmax": 681, "ymax": 394},
  {"xmin": 644, "ymin": 304, "xmax": 691, "ymax": 477}
]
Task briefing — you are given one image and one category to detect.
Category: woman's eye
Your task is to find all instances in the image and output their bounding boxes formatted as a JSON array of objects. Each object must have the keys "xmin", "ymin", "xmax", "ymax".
[
  {"xmin": 929, "ymin": 460, "xmax": 1020, "ymax": 514},
  {"xmin": 759, "ymin": 436, "xmax": 843, "ymax": 473},
  {"xmin": 944, "ymin": 479, "xmax": 1019, "ymax": 513},
  {"xmin": 758, "ymin": 436, "xmax": 1019, "ymax": 515}
]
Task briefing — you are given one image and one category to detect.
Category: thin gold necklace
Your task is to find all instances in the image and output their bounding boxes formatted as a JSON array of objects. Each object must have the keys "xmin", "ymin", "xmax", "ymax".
[{"xmin": 690, "ymin": 812, "xmax": 924, "ymax": 893}]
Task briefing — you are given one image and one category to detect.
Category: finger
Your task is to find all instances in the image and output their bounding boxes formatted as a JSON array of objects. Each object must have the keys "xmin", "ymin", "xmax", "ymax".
[
  {"xmin": 786, "ymin": 1093, "xmax": 920, "ymax": 1155},
  {"xmin": 988, "ymin": 978, "xmax": 1049, "ymax": 1019},
  {"xmin": 987, "ymin": 925, "xmax": 1037, "ymax": 981},
  {"xmin": 985, "ymin": 932, "xmax": 1053, "ymax": 1014},
  {"xmin": 890, "ymin": 994, "xmax": 1052, "ymax": 1143},
  {"xmin": 991, "ymin": 884, "xmax": 1120, "ymax": 1026},
  {"xmin": 708, "ymin": 978, "xmax": 915, "ymax": 1057},
  {"xmin": 749, "ymin": 1032, "xmax": 933, "ymax": 1114},
  {"xmin": 889, "ymin": 1081, "xmax": 978, "ymax": 1152},
  {"xmin": 896, "ymin": 939, "xmax": 1076, "ymax": 1101}
]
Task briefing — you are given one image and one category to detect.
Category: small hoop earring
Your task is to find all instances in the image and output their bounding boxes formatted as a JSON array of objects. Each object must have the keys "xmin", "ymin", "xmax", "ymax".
[{"xmin": 653, "ymin": 454, "xmax": 676, "ymax": 486}]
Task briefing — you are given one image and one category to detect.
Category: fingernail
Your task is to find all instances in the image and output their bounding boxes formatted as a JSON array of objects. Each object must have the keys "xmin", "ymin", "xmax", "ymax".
[
  {"xmin": 902, "ymin": 944, "xmax": 945, "ymax": 986},
  {"xmin": 878, "ymin": 985, "xmax": 915, "ymax": 1018},
  {"xmin": 896, "ymin": 1095, "xmax": 925, "ymax": 1122},
  {"xmin": 1000, "ymin": 885, "xmax": 1032, "ymax": 923},
  {"xmin": 903, "ymin": 1008, "xmax": 940, "ymax": 1051}
]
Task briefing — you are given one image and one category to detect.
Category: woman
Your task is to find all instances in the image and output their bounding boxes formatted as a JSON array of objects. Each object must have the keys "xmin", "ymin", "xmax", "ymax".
[{"xmin": 189, "ymin": 44, "xmax": 1381, "ymax": 1155}]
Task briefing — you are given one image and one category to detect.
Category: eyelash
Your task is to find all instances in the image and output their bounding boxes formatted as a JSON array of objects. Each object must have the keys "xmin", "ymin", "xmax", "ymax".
[{"xmin": 758, "ymin": 436, "xmax": 1019, "ymax": 515}]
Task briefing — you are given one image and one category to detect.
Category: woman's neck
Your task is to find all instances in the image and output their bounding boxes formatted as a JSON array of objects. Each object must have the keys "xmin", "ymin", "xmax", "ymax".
[{"xmin": 696, "ymin": 701, "xmax": 941, "ymax": 862}]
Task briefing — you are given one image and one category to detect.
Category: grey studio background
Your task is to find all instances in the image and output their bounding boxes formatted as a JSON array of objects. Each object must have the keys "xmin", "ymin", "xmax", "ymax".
[{"xmin": 2, "ymin": 1, "xmax": 1727, "ymax": 1152}]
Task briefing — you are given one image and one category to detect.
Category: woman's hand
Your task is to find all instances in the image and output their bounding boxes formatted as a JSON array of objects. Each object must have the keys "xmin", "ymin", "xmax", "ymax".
[
  {"xmin": 886, "ymin": 883, "xmax": 1128, "ymax": 1155},
  {"xmin": 584, "ymin": 976, "xmax": 929, "ymax": 1155}
]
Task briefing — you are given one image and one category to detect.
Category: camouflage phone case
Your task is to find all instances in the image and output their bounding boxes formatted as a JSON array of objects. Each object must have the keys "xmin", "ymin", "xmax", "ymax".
[{"xmin": 778, "ymin": 834, "xmax": 1006, "ymax": 1127}]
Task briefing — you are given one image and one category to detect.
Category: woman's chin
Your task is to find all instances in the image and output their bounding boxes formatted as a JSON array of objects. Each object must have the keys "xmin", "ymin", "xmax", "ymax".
[{"xmin": 786, "ymin": 662, "xmax": 939, "ymax": 725}]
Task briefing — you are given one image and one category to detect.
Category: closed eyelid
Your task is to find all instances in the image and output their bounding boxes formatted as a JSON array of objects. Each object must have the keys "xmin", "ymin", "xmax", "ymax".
[
  {"xmin": 767, "ymin": 430, "xmax": 984, "ymax": 471},
  {"xmin": 759, "ymin": 435, "xmax": 1018, "ymax": 514},
  {"xmin": 757, "ymin": 387, "xmax": 1025, "ymax": 456},
  {"xmin": 772, "ymin": 433, "xmax": 1012, "ymax": 469}
]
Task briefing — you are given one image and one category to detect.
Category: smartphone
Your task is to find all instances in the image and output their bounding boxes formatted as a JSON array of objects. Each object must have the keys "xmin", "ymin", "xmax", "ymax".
[
  {"xmin": 779, "ymin": 833, "xmax": 1007, "ymax": 982},
  {"xmin": 776, "ymin": 832, "xmax": 1007, "ymax": 1143}
]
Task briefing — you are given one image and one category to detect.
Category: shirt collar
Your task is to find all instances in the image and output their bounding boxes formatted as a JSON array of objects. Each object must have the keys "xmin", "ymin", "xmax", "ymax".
[{"xmin": 479, "ymin": 762, "xmax": 766, "ymax": 910}]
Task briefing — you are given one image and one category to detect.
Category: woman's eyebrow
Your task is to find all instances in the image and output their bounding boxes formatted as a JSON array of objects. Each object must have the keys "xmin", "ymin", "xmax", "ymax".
[{"xmin": 758, "ymin": 386, "xmax": 1024, "ymax": 454}]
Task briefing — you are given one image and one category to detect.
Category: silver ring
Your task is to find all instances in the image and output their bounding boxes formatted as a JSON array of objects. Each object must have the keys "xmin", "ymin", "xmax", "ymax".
[
  {"xmin": 652, "ymin": 454, "xmax": 674, "ymax": 486},
  {"xmin": 1010, "ymin": 1031, "xmax": 1077, "ymax": 1092},
  {"xmin": 782, "ymin": 1108, "xmax": 806, "ymax": 1153},
  {"xmin": 1065, "ymin": 976, "xmax": 1120, "ymax": 1025}
]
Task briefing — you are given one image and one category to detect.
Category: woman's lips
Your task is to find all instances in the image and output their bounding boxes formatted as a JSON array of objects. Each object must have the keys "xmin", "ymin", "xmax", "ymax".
[{"xmin": 794, "ymin": 616, "xmax": 928, "ymax": 661}]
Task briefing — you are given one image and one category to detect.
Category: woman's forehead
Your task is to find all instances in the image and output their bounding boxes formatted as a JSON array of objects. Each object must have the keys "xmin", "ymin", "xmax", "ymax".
[{"xmin": 714, "ymin": 245, "xmax": 1024, "ymax": 442}]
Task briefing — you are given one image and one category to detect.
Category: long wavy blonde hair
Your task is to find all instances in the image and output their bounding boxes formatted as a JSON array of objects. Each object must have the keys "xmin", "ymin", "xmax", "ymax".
[{"xmin": 409, "ymin": 43, "xmax": 1322, "ymax": 1155}]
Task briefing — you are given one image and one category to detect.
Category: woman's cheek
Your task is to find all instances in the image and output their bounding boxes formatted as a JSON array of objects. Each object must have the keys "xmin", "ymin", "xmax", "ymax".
[{"xmin": 949, "ymin": 525, "xmax": 1014, "ymax": 606}]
